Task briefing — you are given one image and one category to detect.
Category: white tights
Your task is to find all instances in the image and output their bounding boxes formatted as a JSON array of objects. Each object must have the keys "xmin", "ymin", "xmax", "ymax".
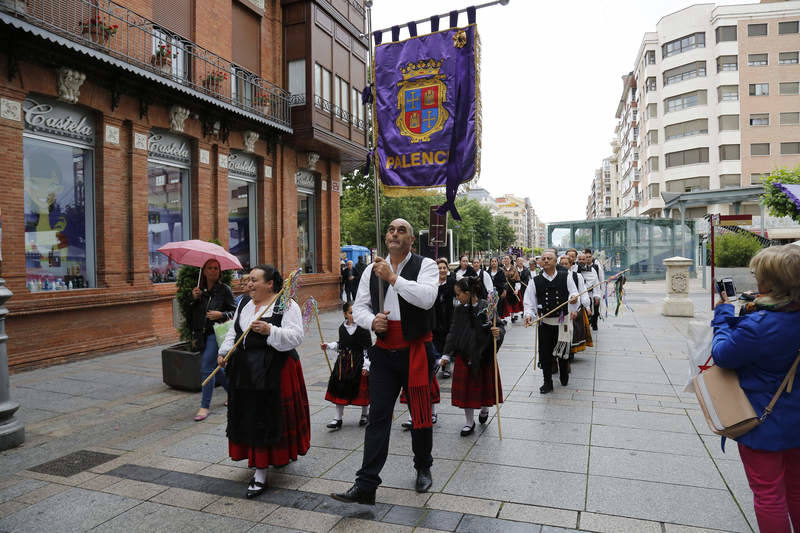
[
  {"xmin": 334, "ymin": 404, "xmax": 369, "ymax": 420},
  {"xmin": 464, "ymin": 407, "xmax": 489, "ymax": 425}
]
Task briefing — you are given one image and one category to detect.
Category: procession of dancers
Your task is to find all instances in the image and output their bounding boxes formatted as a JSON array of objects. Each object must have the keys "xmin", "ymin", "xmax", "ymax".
[{"xmin": 207, "ymin": 219, "xmax": 617, "ymax": 501}]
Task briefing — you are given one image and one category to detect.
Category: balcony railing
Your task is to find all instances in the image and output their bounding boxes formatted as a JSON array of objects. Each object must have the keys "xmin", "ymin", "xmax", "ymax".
[
  {"xmin": 3, "ymin": 0, "xmax": 291, "ymax": 130},
  {"xmin": 314, "ymin": 95, "xmax": 366, "ymax": 130}
]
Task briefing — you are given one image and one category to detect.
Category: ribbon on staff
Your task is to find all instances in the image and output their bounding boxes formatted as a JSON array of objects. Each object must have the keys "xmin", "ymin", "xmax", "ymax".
[{"xmin": 372, "ymin": 10, "xmax": 481, "ymax": 220}]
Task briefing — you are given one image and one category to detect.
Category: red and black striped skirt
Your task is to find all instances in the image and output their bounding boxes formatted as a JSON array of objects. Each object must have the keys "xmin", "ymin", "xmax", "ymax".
[
  {"xmin": 325, "ymin": 373, "xmax": 370, "ymax": 406},
  {"xmin": 228, "ymin": 357, "xmax": 311, "ymax": 468},
  {"xmin": 451, "ymin": 355, "xmax": 503, "ymax": 409}
]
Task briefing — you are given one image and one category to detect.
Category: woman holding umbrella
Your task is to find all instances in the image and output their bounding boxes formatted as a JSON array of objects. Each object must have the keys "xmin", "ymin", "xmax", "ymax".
[
  {"xmin": 217, "ymin": 264, "xmax": 310, "ymax": 498},
  {"xmin": 192, "ymin": 259, "xmax": 236, "ymax": 422}
]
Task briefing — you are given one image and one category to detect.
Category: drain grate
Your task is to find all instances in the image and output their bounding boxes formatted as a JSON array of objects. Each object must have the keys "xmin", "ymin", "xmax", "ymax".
[
  {"xmin": 613, "ymin": 324, "xmax": 638, "ymax": 328},
  {"xmin": 29, "ymin": 450, "xmax": 119, "ymax": 477}
]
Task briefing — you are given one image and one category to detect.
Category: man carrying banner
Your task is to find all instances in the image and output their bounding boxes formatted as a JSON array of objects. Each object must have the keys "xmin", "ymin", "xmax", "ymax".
[{"xmin": 332, "ymin": 218, "xmax": 438, "ymax": 504}]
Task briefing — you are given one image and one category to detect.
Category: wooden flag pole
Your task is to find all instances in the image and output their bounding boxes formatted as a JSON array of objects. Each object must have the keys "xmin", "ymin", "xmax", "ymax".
[
  {"xmin": 313, "ymin": 307, "xmax": 333, "ymax": 373},
  {"xmin": 492, "ymin": 313, "xmax": 502, "ymax": 440}
]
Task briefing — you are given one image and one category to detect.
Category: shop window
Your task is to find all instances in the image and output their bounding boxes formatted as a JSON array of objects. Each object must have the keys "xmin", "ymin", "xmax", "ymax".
[
  {"xmin": 147, "ymin": 131, "xmax": 192, "ymax": 282},
  {"xmin": 24, "ymin": 136, "xmax": 96, "ymax": 291},
  {"xmin": 296, "ymin": 170, "xmax": 317, "ymax": 273},
  {"xmin": 228, "ymin": 151, "xmax": 258, "ymax": 272}
]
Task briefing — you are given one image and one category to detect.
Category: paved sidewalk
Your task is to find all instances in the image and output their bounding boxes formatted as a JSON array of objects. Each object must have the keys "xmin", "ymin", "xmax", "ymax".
[{"xmin": 0, "ymin": 279, "xmax": 756, "ymax": 532}]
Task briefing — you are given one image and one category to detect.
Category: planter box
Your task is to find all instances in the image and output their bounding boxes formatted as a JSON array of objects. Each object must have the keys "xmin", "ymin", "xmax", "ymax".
[{"xmin": 161, "ymin": 342, "xmax": 201, "ymax": 392}]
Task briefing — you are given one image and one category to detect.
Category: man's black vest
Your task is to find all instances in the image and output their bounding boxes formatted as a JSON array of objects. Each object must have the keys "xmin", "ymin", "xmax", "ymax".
[
  {"xmin": 369, "ymin": 253, "xmax": 435, "ymax": 341},
  {"xmin": 533, "ymin": 271, "xmax": 569, "ymax": 315}
]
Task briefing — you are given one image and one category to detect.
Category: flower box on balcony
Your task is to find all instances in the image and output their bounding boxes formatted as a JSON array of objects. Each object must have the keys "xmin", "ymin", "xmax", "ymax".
[
  {"xmin": 151, "ymin": 44, "xmax": 176, "ymax": 75},
  {"xmin": 201, "ymin": 71, "xmax": 228, "ymax": 93},
  {"xmin": 79, "ymin": 18, "xmax": 118, "ymax": 45}
]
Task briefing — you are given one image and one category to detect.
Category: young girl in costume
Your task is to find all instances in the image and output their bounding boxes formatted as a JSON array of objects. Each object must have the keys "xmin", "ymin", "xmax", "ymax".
[
  {"xmin": 440, "ymin": 276, "xmax": 504, "ymax": 436},
  {"xmin": 321, "ymin": 302, "xmax": 371, "ymax": 429}
]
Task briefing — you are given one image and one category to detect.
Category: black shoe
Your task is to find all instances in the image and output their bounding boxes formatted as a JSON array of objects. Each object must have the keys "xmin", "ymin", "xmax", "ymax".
[
  {"xmin": 539, "ymin": 381, "xmax": 554, "ymax": 394},
  {"xmin": 246, "ymin": 478, "xmax": 267, "ymax": 499},
  {"xmin": 326, "ymin": 419, "xmax": 343, "ymax": 430},
  {"xmin": 415, "ymin": 468, "xmax": 433, "ymax": 493},
  {"xmin": 431, "ymin": 413, "xmax": 438, "ymax": 424},
  {"xmin": 359, "ymin": 415, "xmax": 369, "ymax": 427},
  {"xmin": 560, "ymin": 372, "xmax": 569, "ymax": 386},
  {"xmin": 591, "ymin": 325, "xmax": 598, "ymax": 331},
  {"xmin": 478, "ymin": 410, "xmax": 489, "ymax": 424},
  {"xmin": 460, "ymin": 422, "xmax": 476, "ymax": 436},
  {"xmin": 441, "ymin": 369, "xmax": 451, "ymax": 379},
  {"xmin": 331, "ymin": 484, "xmax": 376, "ymax": 505},
  {"xmin": 401, "ymin": 420, "xmax": 413, "ymax": 430},
  {"xmin": 511, "ymin": 316, "xmax": 517, "ymax": 323}
]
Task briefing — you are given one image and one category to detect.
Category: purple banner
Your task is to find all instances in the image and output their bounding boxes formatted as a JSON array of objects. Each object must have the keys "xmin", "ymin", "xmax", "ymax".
[{"xmin": 373, "ymin": 25, "xmax": 480, "ymax": 220}]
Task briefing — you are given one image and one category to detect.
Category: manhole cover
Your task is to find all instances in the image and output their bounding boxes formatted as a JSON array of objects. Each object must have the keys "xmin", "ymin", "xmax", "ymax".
[{"xmin": 29, "ymin": 450, "xmax": 119, "ymax": 477}]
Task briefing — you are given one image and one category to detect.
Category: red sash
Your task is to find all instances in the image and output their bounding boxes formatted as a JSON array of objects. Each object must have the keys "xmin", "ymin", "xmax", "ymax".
[{"xmin": 376, "ymin": 320, "xmax": 433, "ymax": 429}]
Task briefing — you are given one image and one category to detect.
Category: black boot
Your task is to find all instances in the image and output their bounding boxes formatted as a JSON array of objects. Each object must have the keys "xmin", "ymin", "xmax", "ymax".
[
  {"xmin": 539, "ymin": 380, "xmax": 554, "ymax": 394},
  {"xmin": 415, "ymin": 468, "xmax": 433, "ymax": 493},
  {"xmin": 331, "ymin": 484, "xmax": 376, "ymax": 505}
]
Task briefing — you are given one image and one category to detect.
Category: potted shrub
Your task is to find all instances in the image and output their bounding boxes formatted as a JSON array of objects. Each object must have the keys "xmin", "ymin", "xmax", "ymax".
[
  {"xmin": 714, "ymin": 231, "xmax": 763, "ymax": 293},
  {"xmin": 201, "ymin": 71, "xmax": 228, "ymax": 93},
  {"xmin": 150, "ymin": 43, "xmax": 176, "ymax": 75},
  {"xmin": 78, "ymin": 17, "xmax": 118, "ymax": 44},
  {"xmin": 254, "ymin": 89, "xmax": 271, "ymax": 114},
  {"xmin": 161, "ymin": 242, "xmax": 234, "ymax": 391}
]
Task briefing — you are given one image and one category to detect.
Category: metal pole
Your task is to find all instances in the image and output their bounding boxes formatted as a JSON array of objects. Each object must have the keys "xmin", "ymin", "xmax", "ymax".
[
  {"xmin": 0, "ymin": 278, "xmax": 24, "ymax": 450},
  {"xmin": 680, "ymin": 202, "xmax": 686, "ymax": 258},
  {"xmin": 471, "ymin": 230, "xmax": 474, "ymax": 259},
  {"xmin": 366, "ymin": 1, "xmax": 384, "ymax": 311},
  {"xmin": 370, "ymin": 0, "xmax": 510, "ymax": 34},
  {"xmin": 701, "ymin": 236, "xmax": 707, "ymax": 289},
  {"xmin": 710, "ymin": 218, "xmax": 716, "ymax": 311}
]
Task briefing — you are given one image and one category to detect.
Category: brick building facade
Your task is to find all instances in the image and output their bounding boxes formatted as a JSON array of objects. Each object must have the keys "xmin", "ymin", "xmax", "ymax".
[{"xmin": 0, "ymin": 0, "xmax": 368, "ymax": 369}]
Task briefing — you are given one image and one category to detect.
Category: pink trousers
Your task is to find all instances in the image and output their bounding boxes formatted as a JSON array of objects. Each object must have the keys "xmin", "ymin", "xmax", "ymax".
[{"xmin": 738, "ymin": 443, "xmax": 800, "ymax": 533}]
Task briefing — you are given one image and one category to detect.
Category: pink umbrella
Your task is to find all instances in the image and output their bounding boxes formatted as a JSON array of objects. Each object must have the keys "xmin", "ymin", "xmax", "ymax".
[{"xmin": 157, "ymin": 240, "xmax": 243, "ymax": 285}]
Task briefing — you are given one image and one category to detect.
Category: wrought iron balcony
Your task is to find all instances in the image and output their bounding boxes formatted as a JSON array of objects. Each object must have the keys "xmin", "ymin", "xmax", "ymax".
[{"xmin": 1, "ymin": 0, "xmax": 292, "ymax": 131}]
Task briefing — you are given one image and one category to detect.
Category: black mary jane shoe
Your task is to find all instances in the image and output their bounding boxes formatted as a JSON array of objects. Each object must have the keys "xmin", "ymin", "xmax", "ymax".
[
  {"xmin": 246, "ymin": 478, "xmax": 267, "ymax": 499},
  {"xmin": 331, "ymin": 484, "xmax": 376, "ymax": 505},
  {"xmin": 415, "ymin": 468, "xmax": 433, "ymax": 493},
  {"xmin": 431, "ymin": 413, "xmax": 438, "ymax": 425},
  {"xmin": 359, "ymin": 415, "xmax": 369, "ymax": 427},
  {"xmin": 326, "ymin": 419, "xmax": 343, "ymax": 430},
  {"xmin": 401, "ymin": 420, "xmax": 413, "ymax": 430},
  {"xmin": 460, "ymin": 422, "xmax": 476, "ymax": 437},
  {"xmin": 478, "ymin": 410, "xmax": 489, "ymax": 424}
]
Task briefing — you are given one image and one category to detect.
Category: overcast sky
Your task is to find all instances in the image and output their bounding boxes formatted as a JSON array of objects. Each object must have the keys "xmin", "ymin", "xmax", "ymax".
[{"xmin": 370, "ymin": 0, "xmax": 747, "ymax": 223}]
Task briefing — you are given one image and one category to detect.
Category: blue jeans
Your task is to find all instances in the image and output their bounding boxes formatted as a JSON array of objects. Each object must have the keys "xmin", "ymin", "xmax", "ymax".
[{"xmin": 200, "ymin": 333, "xmax": 228, "ymax": 409}]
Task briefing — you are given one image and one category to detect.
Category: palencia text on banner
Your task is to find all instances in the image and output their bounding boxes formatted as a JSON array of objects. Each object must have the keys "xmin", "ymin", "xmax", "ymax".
[{"xmin": 373, "ymin": 25, "xmax": 481, "ymax": 219}]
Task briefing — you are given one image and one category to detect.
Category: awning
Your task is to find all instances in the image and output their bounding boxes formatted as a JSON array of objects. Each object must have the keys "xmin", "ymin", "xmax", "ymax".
[{"xmin": 0, "ymin": 13, "xmax": 292, "ymax": 134}]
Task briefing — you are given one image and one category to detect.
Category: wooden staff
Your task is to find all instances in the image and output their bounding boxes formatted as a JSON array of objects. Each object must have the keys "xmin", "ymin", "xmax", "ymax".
[
  {"xmin": 532, "ymin": 320, "xmax": 538, "ymax": 370},
  {"xmin": 492, "ymin": 313, "xmax": 503, "ymax": 440},
  {"xmin": 524, "ymin": 269, "xmax": 631, "ymax": 328},
  {"xmin": 201, "ymin": 288, "xmax": 283, "ymax": 387},
  {"xmin": 313, "ymin": 306, "xmax": 333, "ymax": 373}
]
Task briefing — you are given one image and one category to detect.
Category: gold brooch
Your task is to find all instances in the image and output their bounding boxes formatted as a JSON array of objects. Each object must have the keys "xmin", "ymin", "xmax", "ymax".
[{"xmin": 453, "ymin": 30, "xmax": 467, "ymax": 48}]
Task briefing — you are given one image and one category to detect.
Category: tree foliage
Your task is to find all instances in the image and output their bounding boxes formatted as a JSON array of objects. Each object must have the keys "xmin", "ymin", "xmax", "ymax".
[
  {"xmin": 339, "ymin": 168, "xmax": 520, "ymax": 255},
  {"xmin": 714, "ymin": 231, "xmax": 763, "ymax": 268},
  {"xmin": 762, "ymin": 166, "xmax": 800, "ymax": 223}
]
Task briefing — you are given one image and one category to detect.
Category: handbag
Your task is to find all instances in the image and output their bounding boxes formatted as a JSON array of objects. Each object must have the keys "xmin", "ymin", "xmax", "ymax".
[
  {"xmin": 693, "ymin": 351, "xmax": 800, "ymax": 439},
  {"xmin": 213, "ymin": 320, "xmax": 233, "ymax": 348}
]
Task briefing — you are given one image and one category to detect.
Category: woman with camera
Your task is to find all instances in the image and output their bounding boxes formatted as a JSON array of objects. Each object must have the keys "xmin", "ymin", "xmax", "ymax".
[{"xmin": 711, "ymin": 245, "xmax": 800, "ymax": 533}]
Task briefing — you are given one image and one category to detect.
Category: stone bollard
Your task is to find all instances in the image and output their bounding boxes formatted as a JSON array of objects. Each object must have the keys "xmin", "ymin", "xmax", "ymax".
[
  {"xmin": 0, "ymin": 278, "xmax": 24, "ymax": 450},
  {"xmin": 662, "ymin": 256, "xmax": 694, "ymax": 317}
]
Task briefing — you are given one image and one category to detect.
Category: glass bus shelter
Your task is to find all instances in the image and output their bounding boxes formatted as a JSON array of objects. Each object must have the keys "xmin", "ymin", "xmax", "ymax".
[{"xmin": 547, "ymin": 217, "xmax": 696, "ymax": 280}]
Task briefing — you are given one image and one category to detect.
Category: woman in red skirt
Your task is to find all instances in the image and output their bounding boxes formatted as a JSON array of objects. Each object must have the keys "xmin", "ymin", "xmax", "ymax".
[
  {"xmin": 217, "ymin": 264, "xmax": 310, "ymax": 499},
  {"xmin": 440, "ymin": 276, "xmax": 504, "ymax": 436},
  {"xmin": 322, "ymin": 302, "xmax": 371, "ymax": 429}
]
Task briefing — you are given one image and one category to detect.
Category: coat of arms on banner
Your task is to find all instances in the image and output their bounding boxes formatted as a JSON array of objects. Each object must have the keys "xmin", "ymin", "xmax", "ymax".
[{"xmin": 396, "ymin": 59, "xmax": 449, "ymax": 144}]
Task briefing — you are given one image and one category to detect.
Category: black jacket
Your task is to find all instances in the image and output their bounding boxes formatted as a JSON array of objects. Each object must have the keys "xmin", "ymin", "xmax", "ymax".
[
  {"xmin": 443, "ymin": 299, "xmax": 505, "ymax": 377},
  {"xmin": 488, "ymin": 268, "xmax": 507, "ymax": 296},
  {"xmin": 433, "ymin": 278, "xmax": 455, "ymax": 351},
  {"xmin": 191, "ymin": 281, "xmax": 236, "ymax": 349}
]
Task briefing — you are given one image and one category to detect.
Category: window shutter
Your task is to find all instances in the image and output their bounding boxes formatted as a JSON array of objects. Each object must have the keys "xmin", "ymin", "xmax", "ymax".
[
  {"xmin": 153, "ymin": 0, "xmax": 193, "ymax": 37},
  {"xmin": 232, "ymin": 2, "xmax": 261, "ymax": 73}
]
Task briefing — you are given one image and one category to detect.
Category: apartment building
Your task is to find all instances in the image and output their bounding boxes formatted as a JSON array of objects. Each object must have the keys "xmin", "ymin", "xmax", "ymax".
[
  {"xmin": 0, "ymin": 0, "xmax": 368, "ymax": 368},
  {"xmin": 629, "ymin": 1, "xmax": 800, "ymax": 221},
  {"xmin": 586, "ymin": 157, "xmax": 620, "ymax": 219},
  {"xmin": 495, "ymin": 194, "xmax": 529, "ymax": 246}
]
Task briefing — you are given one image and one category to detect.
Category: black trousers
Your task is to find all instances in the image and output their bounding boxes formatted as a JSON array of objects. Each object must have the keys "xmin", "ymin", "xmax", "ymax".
[
  {"xmin": 538, "ymin": 323, "xmax": 568, "ymax": 383},
  {"xmin": 356, "ymin": 345, "xmax": 434, "ymax": 490},
  {"xmin": 589, "ymin": 297, "xmax": 600, "ymax": 329}
]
